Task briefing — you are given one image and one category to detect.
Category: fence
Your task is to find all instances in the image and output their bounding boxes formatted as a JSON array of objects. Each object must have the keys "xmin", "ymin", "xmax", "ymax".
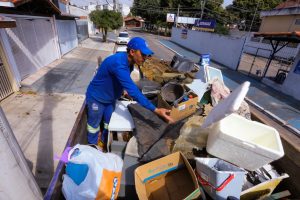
[
  {"xmin": 238, "ymin": 43, "xmax": 295, "ymax": 82},
  {"xmin": 76, "ymin": 20, "xmax": 89, "ymax": 42},
  {"xmin": 171, "ymin": 27, "xmax": 245, "ymax": 70},
  {"xmin": 0, "ymin": 56, "xmax": 13, "ymax": 101}
]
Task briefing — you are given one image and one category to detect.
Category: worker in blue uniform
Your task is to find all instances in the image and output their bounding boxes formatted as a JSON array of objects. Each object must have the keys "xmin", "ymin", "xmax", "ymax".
[{"xmin": 86, "ymin": 37, "xmax": 173, "ymax": 149}]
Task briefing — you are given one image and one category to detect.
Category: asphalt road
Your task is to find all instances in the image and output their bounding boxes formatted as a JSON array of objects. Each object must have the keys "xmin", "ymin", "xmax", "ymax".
[{"xmin": 115, "ymin": 29, "xmax": 175, "ymax": 61}]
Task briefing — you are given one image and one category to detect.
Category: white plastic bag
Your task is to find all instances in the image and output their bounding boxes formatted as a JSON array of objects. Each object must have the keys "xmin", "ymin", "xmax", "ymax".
[{"xmin": 62, "ymin": 144, "xmax": 123, "ymax": 200}]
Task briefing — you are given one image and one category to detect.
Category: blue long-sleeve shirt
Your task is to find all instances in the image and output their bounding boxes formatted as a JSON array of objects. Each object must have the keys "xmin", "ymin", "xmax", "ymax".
[{"xmin": 86, "ymin": 52, "xmax": 156, "ymax": 111}]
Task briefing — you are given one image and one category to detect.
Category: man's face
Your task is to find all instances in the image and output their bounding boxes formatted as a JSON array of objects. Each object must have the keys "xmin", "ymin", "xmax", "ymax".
[{"xmin": 129, "ymin": 49, "xmax": 149, "ymax": 66}]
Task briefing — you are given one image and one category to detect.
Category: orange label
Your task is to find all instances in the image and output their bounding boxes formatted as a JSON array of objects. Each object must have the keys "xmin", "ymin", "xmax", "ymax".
[{"xmin": 96, "ymin": 169, "xmax": 122, "ymax": 200}]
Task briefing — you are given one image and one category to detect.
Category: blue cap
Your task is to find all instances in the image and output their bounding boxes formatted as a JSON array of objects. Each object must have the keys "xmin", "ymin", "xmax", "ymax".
[{"xmin": 127, "ymin": 37, "xmax": 154, "ymax": 56}]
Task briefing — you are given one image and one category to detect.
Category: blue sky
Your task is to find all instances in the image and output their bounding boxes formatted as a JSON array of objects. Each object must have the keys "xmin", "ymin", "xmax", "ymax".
[{"xmin": 223, "ymin": 0, "xmax": 233, "ymax": 7}]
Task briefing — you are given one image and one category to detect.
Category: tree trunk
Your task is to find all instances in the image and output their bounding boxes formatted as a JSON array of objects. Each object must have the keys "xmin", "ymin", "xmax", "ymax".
[
  {"xmin": 165, "ymin": 25, "xmax": 167, "ymax": 36},
  {"xmin": 103, "ymin": 28, "xmax": 108, "ymax": 42}
]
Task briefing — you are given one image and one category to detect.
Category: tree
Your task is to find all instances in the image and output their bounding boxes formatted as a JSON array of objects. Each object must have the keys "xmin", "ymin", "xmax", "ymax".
[
  {"xmin": 89, "ymin": 10, "xmax": 123, "ymax": 42},
  {"xmin": 131, "ymin": 0, "xmax": 229, "ymax": 34},
  {"xmin": 226, "ymin": 0, "xmax": 284, "ymax": 31}
]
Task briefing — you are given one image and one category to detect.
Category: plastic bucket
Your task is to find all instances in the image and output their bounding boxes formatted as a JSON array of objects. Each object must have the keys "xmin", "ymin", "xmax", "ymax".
[
  {"xmin": 195, "ymin": 158, "xmax": 246, "ymax": 200},
  {"xmin": 200, "ymin": 54, "xmax": 210, "ymax": 66}
]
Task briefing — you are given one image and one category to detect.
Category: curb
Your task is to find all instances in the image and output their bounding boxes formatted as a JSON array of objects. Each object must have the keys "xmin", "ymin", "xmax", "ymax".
[{"xmin": 245, "ymin": 97, "xmax": 300, "ymax": 137}]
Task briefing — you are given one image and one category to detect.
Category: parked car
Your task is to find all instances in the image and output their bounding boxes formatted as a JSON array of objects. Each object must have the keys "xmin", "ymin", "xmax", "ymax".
[
  {"xmin": 115, "ymin": 46, "xmax": 127, "ymax": 53},
  {"xmin": 116, "ymin": 32, "xmax": 130, "ymax": 45}
]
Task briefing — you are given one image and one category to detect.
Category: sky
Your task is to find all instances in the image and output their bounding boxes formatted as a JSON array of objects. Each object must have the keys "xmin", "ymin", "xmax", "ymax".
[
  {"xmin": 223, "ymin": 0, "xmax": 233, "ymax": 7},
  {"xmin": 70, "ymin": 0, "xmax": 233, "ymax": 8}
]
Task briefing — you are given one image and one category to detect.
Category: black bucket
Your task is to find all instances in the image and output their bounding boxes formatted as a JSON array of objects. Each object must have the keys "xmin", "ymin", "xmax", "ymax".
[{"xmin": 161, "ymin": 83, "xmax": 184, "ymax": 104}]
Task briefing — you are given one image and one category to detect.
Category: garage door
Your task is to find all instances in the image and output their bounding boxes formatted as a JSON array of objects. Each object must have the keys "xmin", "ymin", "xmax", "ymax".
[
  {"xmin": 5, "ymin": 17, "xmax": 59, "ymax": 80},
  {"xmin": 0, "ymin": 56, "xmax": 13, "ymax": 101},
  {"xmin": 56, "ymin": 20, "xmax": 78, "ymax": 55}
]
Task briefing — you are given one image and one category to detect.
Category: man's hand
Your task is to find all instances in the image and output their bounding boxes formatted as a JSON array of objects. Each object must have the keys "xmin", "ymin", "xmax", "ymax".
[{"xmin": 154, "ymin": 108, "xmax": 175, "ymax": 124}]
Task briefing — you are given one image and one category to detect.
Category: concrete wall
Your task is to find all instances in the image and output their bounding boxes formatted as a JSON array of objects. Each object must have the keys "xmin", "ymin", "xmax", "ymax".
[
  {"xmin": 171, "ymin": 27, "xmax": 245, "ymax": 70},
  {"xmin": 259, "ymin": 15, "xmax": 300, "ymax": 32},
  {"xmin": 282, "ymin": 50, "xmax": 300, "ymax": 100},
  {"xmin": 69, "ymin": 5, "xmax": 95, "ymax": 35}
]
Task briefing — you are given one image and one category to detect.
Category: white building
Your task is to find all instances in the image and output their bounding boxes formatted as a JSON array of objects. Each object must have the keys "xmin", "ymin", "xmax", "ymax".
[{"xmin": 69, "ymin": 5, "xmax": 95, "ymax": 36}]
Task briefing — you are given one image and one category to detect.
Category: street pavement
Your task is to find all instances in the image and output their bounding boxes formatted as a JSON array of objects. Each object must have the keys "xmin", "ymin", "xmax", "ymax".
[{"xmin": 125, "ymin": 29, "xmax": 175, "ymax": 61}]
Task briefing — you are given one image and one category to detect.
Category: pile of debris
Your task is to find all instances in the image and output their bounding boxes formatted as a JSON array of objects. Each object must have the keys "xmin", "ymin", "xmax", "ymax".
[{"xmin": 58, "ymin": 53, "xmax": 290, "ymax": 200}]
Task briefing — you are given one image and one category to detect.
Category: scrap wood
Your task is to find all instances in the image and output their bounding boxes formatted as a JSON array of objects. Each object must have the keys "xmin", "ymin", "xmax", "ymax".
[{"xmin": 141, "ymin": 57, "xmax": 180, "ymax": 81}]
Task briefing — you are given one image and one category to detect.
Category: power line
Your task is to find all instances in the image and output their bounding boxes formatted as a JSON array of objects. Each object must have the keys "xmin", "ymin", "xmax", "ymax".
[{"xmin": 105, "ymin": 0, "xmax": 114, "ymax": 8}]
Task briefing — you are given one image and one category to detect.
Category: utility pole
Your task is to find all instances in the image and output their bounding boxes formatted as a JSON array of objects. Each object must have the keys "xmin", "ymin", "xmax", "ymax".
[
  {"xmin": 200, "ymin": 0, "xmax": 206, "ymax": 20},
  {"xmin": 249, "ymin": 1, "xmax": 260, "ymax": 32},
  {"xmin": 113, "ymin": 0, "xmax": 117, "ymax": 11},
  {"xmin": 176, "ymin": 4, "xmax": 180, "ymax": 27}
]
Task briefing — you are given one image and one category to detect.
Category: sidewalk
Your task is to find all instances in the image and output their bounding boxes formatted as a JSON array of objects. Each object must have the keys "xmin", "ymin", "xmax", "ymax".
[
  {"xmin": 160, "ymin": 39, "xmax": 300, "ymax": 135},
  {"xmin": 0, "ymin": 38, "xmax": 114, "ymax": 190}
]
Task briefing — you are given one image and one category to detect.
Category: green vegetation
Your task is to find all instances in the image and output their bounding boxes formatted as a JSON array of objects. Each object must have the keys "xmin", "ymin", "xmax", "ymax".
[
  {"xmin": 90, "ymin": 10, "xmax": 123, "ymax": 42},
  {"xmin": 131, "ymin": 0, "xmax": 284, "ymax": 34}
]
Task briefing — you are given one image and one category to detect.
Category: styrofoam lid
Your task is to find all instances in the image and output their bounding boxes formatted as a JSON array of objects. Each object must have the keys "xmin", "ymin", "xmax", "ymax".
[
  {"xmin": 186, "ymin": 79, "xmax": 209, "ymax": 102},
  {"xmin": 201, "ymin": 81, "xmax": 250, "ymax": 129}
]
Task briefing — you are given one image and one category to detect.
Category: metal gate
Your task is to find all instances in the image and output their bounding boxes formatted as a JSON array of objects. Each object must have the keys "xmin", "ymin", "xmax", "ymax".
[
  {"xmin": 0, "ymin": 56, "xmax": 13, "ymax": 101},
  {"xmin": 238, "ymin": 44, "xmax": 296, "ymax": 82},
  {"xmin": 238, "ymin": 45, "xmax": 272, "ymax": 80}
]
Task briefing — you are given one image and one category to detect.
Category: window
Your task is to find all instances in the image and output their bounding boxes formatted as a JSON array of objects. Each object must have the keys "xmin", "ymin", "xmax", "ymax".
[{"xmin": 119, "ymin": 33, "xmax": 129, "ymax": 37}]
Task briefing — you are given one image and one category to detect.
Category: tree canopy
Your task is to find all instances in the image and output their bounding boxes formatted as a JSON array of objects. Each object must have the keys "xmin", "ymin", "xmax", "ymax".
[
  {"xmin": 226, "ymin": 0, "xmax": 284, "ymax": 31},
  {"xmin": 89, "ymin": 10, "xmax": 123, "ymax": 42},
  {"xmin": 131, "ymin": 0, "xmax": 285, "ymax": 33}
]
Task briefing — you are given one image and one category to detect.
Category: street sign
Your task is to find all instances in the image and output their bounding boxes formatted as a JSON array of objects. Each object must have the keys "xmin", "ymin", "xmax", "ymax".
[
  {"xmin": 177, "ymin": 17, "xmax": 199, "ymax": 24},
  {"xmin": 166, "ymin": 13, "xmax": 175, "ymax": 23},
  {"xmin": 181, "ymin": 29, "xmax": 188, "ymax": 39},
  {"xmin": 194, "ymin": 19, "xmax": 216, "ymax": 32}
]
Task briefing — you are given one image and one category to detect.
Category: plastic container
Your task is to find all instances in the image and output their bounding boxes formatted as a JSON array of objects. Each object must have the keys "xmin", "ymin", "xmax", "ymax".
[
  {"xmin": 207, "ymin": 113, "xmax": 284, "ymax": 171},
  {"xmin": 200, "ymin": 54, "xmax": 210, "ymax": 66},
  {"xmin": 195, "ymin": 157, "xmax": 246, "ymax": 200},
  {"xmin": 161, "ymin": 82, "xmax": 184, "ymax": 104}
]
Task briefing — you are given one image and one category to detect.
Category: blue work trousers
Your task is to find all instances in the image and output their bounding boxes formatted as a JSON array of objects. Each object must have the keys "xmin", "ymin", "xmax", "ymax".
[{"xmin": 86, "ymin": 98, "xmax": 115, "ymax": 145}]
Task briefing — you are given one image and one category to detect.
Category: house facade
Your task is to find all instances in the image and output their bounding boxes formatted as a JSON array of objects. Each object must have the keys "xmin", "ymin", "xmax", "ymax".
[
  {"xmin": 124, "ymin": 16, "xmax": 144, "ymax": 28},
  {"xmin": 0, "ymin": 0, "xmax": 79, "ymax": 101}
]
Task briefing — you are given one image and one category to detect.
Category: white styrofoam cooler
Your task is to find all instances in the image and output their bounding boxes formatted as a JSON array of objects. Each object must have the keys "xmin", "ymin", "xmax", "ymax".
[{"xmin": 207, "ymin": 114, "xmax": 284, "ymax": 171}]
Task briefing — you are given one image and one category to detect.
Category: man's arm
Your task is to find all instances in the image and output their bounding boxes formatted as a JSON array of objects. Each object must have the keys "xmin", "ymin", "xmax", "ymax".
[{"xmin": 110, "ymin": 65, "xmax": 174, "ymax": 123}]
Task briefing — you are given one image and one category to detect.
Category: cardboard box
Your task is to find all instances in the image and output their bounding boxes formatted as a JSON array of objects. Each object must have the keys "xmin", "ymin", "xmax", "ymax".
[
  {"xmin": 158, "ymin": 87, "xmax": 198, "ymax": 122},
  {"xmin": 135, "ymin": 152, "xmax": 200, "ymax": 200}
]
